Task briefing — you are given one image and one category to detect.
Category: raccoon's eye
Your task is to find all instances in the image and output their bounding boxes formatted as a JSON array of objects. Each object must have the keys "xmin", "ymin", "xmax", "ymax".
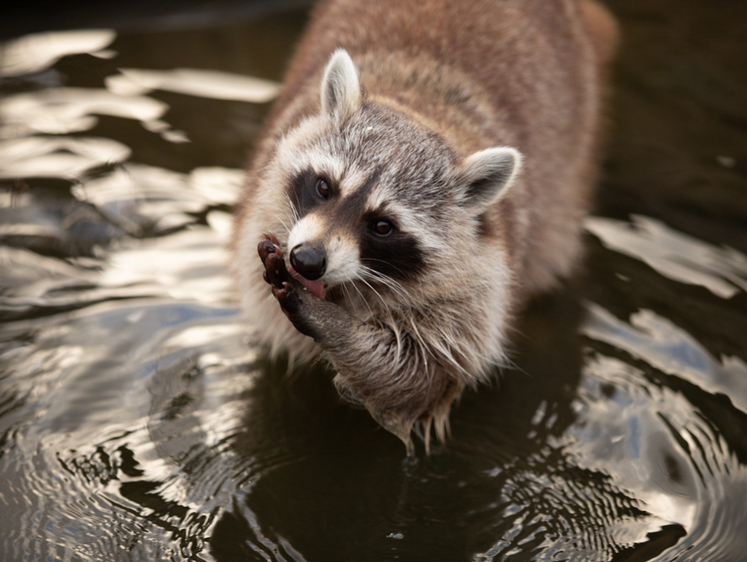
[
  {"xmin": 315, "ymin": 178, "xmax": 330, "ymax": 200},
  {"xmin": 370, "ymin": 220, "xmax": 393, "ymax": 237}
]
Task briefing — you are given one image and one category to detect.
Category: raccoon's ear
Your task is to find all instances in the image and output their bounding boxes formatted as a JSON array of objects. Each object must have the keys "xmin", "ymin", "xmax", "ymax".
[
  {"xmin": 454, "ymin": 147, "xmax": 522, "ymax": 212},
  {"xmin": 321, "ymin": 49, "xmax": 362, "ymax": 121}
]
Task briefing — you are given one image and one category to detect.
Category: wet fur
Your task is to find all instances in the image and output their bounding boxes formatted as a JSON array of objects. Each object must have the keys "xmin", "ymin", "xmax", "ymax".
[{"xmin": 233, "ymin": 0, "xmax": 617, "ymax": 453}]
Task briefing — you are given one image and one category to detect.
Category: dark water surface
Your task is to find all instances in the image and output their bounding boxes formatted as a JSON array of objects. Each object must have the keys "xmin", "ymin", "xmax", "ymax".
[{"xmin": 1, "ymin": 1, "xmax": 746, "ymax": 560}]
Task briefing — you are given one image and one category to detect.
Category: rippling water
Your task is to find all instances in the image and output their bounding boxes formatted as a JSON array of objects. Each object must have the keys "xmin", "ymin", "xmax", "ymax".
[{"xmin": 1, "ymin": 1, "xmax": 746, "ymax": 560}]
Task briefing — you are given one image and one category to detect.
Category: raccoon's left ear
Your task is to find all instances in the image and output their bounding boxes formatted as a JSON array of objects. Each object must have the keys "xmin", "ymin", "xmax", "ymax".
[
  {"xmin": 321, "ymin": 49, "xmax": 362, "ymax": 121},
  {"xmin": 453, "ymin": 147, "xmax": 522, "ymax": 212}
]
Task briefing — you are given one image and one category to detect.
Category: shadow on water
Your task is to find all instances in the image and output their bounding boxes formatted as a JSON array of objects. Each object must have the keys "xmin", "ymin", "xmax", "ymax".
[{"xmin": 1, "ymin": 0, "xmax": 746, "ymax": 561}]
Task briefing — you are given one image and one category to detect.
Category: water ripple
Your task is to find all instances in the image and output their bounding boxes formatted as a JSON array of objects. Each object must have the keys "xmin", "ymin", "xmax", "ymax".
[
  {"xmin": 582, "ymin": 302, "xmax": 747, "ymax": 414},
  {"xmin": 585, "ymin": 215, "xmax": 747, "ymax": 299},
  {"xmin": 0, "ymin": 29, "xmax": 116, "ymax": 77},
  {"xmin": 106, "ymin": 67, "xmax": 281, "ymax": 104},
  {"xmin": 1, "ymin": 2, "xmax": 746, "ymax": 559}
]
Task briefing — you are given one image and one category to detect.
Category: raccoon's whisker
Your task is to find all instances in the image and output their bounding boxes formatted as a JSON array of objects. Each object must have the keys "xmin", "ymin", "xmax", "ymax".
[
  {"xmin": 383, "ymin": 316, "xmax": 405, "ymax": 360},
  {"xmin": 340, "ymin": 283, "xmax": 359, "ymax": 317},
  {"xmin": 360, "ymin": 258, "xmax": 411, "ymax": 279},
  {"xmin": 406, "ymin": 316, "xmax": 431, "ymax": 371},
  {"xmin": 271, "ymin": 212, "xmax": 292, "ymax": 237},
  {"xmin": 374, "ymin": 274, "xmax": 408, "ymax": 299},
  {"xmin": 362, "ymin": 267, "xmax": 471, "ymax": 376},
  {"xmin": 284, "ymin": 192, "xmax": 301, "ymax": 223},
  {"xmin": 359, "ymin": 266, "xmax": 415, "ymax": 303},
  {"xmin": 359, "ymin": 265, "xmax": 405, "ymax": 288},
  {"xmin": 348, "ymin": 279, "xmax": 376, "ymax": 319},
  {"xmin": 354, "ymin": 274, "xmax": 391, "ymax": 313},
  {"xmin": 356, "ymin": 275, "xmax": 389, "ymax": 308},
  {"xmin": 366, "ymin": 277, "xmax": 408, "ymax": 303},
  {"xmin": 359, "ymin": 266, "xmax": 409, "ymax": 301},
  {"xmin": 347, "ymin": 281, "xmax": 374, "ymax": 319},
  {"xmin": 358, "ymin": 264, "xmax": 403, "ymax": 288}
]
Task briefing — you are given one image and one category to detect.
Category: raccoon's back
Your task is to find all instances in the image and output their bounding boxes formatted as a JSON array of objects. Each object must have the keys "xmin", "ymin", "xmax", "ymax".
[
  {"xmin": 243, "ymin": 0, "xmax": 616, "ymax": 307},
  {"xmin": 273, "ymin": 0, "xmax": 596, "ymax": 140},
  {"xmin": 260, "ymin": 0, "xmax": 613, "ymax": 296}
]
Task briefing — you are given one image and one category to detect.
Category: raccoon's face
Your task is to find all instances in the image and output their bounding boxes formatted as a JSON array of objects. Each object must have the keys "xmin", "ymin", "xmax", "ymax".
[
  {"xmin": 270, "ymin": 50, "xmax": 521, "ymax": 303},
  {"xmin": 285, "ymin": 162, "xmax": 427, "ymax": 296},
  {"xmin": 280, "ymin": 106, "xmax": 458, "ymax": 303}
]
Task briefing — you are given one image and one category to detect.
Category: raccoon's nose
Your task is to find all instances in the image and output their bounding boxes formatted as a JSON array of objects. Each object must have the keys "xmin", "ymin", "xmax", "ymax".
[{"xmin": 290, "ymin": 244, "xmax": 327, "ymax": 280}]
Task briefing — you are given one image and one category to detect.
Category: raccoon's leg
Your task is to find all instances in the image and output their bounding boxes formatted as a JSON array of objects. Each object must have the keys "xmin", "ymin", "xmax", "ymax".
[
  {"xmin": 258, "ymin": 238, "xmax": 413, "ymax": 381},
  {"xmin": 257, "ymin": 237, "xmax": 316, "ymax": 338},
  {"xmin": 258, "ymin": 237, "xmax": 361, "ymax": 341},
  {"xmin": 258, "ymin": 238, "xmax": 460, "ymax": 452}
]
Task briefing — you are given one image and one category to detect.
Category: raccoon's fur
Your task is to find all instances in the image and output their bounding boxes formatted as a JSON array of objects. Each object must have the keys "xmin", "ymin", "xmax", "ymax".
[{"xmin": 233, "ymin": 0, "xmax": 617, "ymax": 453}]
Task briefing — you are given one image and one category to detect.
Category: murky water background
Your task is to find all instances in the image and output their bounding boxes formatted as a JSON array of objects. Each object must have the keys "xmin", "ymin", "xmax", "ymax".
[{"xmin": 1, "ymin": 1, "xmax": 746, "ymax": 560}]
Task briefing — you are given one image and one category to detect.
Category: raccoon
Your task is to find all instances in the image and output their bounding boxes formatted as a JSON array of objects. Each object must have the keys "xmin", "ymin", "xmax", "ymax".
[{"xmin": 233, "ymin": 0, "xmax": 617, "ymax": 453}]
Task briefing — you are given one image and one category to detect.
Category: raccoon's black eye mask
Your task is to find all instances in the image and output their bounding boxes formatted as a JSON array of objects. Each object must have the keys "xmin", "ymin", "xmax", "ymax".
[
  {"xmin": 292, "ymin": 168, "xmax": 398, "ymax": 236},
  {"xmin": 359, "ymin": 224, "xmax": 424, "ymax": 281},
  {"xmin": 288, "ymin": 168, "xmax": 423, "ymax": 280},
  {"xmin": 290, "ymin": 169, "xmax": 333, "ymax": 214}
]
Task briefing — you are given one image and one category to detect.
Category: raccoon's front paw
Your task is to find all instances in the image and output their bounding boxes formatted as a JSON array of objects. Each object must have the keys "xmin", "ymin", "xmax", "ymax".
[
  {"xmin": 258, "ymin": 235, "xmax": 289, "ymax": 286},
  {"xmin": 258, "ymin": 235, "xmax": 314, "ymax": 336}
]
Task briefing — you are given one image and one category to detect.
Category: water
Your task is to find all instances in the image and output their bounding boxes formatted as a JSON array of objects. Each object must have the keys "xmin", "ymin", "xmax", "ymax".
[{"xmin": 1, "ymin": 1, "xmax": 746, "ymax": 560}]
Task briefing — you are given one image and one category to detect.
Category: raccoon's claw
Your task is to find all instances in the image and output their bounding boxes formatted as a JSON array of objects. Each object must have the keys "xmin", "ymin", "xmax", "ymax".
[
  {"xmin": 258, "ymin": 239, "xmax": 275, "ymax": 264},
  {"xmin": 258, "ymin": 240, "xmax": 291, "ymax": 287},
  {"xmin": 265, "ymin": 252, "xmax": 289, "ymax": 287},
  {"xmin": 272, "ymin": 281, "xmax": 301, "ymax": 315},
  {"xmin": 263, "ymin": 232, "xmax": 280, "ymax": 246}
]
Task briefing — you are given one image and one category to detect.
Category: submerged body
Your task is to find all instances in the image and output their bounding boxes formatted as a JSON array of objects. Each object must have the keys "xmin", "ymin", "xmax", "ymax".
[{"xmin": 233, "ymin": 0, "xmax": 616, "ymax": 451}]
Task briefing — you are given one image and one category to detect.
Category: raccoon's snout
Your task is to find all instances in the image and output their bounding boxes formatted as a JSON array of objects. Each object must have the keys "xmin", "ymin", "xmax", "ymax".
[{"xmin": 290, "ymin": 244, "xmax": 327, "ymax": 280}]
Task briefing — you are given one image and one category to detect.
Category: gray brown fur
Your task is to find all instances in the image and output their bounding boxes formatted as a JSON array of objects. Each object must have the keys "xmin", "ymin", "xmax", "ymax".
[{"xmin": 233, "ymin": 0, "xmax": 617, "ymax": 453}]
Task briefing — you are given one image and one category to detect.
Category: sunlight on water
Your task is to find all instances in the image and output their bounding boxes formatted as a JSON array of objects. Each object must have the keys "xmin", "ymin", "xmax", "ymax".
[
  {"xmin": 0, "ymin": 88, "xmax": 169, "ymax": 137},
  {"xmin": 586, "ymin": 215, "xmax": 747, "ymax": 299},
  {"xmin": 103, "ymin": 221, "xmax": 233, "ymax": 303},
  {"xmin": 106, "ymin": 67, "xmax": 281, "ymax": 103},
  {"xmin": 583, "ymin": 303, "xmax": 747, "ymax": 413},
  {"xmin": 0, "ymin": 29, "xmax": 116, "ymax": 77},
  {"xmin": 0, "ymin": 136, "xmax": 131, "ymax": 179},
  {"xmin": 564, "ymin": 350, "xmax": 747, "ymax": 561}
]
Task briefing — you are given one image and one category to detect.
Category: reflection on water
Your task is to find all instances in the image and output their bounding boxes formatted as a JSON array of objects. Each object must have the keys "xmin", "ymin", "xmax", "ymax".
[
  {"xmin": 0, "ymin": 1, "xmax": 746, "ymax": 561},
  {"xmin": 0, "ymin": 88, "xmax": 169, "ymax": 137},
  {"xmin": 106, "ymin": 67, "xmax": 281, "ymax": 103},
  {"xmin": 0, "ymin": 29, "xmax": 116, "ymax": 77},
  {"xmin": 586, "ymin": 215, "xmax": 747, "ymax": 299},
  {"xmin": 0, "ymin": 136, "xmax": 131, "ymax": 179},
  {"xmin": 583, "ymin": 303, "xmax": 747, "ymax": 413}
]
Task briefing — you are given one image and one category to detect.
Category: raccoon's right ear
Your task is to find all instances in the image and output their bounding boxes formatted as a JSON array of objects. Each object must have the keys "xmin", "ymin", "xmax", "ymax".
[
  {"xmin": 321, "ymin": 49, "xmax": 362, "ymax": 121},
  {"xmin": 453, "ymin": 147, "xmax": 522, "ymax": 212}
]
